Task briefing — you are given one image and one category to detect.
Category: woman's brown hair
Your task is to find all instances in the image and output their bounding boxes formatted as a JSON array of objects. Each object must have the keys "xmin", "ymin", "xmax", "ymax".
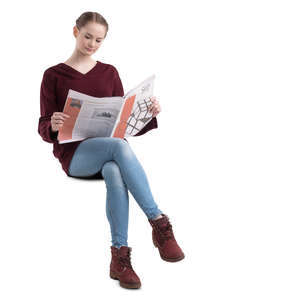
[{"xmin": 76, "ymin": 11, "xmax": 109, "ymax": 38}]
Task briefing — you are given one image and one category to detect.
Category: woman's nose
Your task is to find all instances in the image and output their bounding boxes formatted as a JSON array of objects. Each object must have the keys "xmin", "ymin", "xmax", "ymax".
[{"xmin": 89, "ymin": 41, "xmax": 96, "ymax": 48}]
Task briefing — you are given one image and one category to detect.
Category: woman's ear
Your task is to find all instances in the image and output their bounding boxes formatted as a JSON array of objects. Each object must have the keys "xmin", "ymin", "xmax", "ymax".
[{"xmin": 73, "ymin": 25, "xmax": 79, "ymax": 38}]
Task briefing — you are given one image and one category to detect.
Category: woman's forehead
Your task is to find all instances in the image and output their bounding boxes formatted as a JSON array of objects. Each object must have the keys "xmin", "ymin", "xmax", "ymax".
[{"xmin": 83, "ymin": 23, "xmax": 106, "ymax": 37}]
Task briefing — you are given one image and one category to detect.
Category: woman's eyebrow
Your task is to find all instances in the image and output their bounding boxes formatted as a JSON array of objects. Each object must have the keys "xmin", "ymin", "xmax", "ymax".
[{"xmin": 86, "ymin": 32, "xmax": 104, "ymax": 39}]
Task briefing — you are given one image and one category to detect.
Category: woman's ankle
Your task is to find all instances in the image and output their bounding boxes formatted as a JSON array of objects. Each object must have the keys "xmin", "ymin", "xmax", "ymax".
[{"xmin": 153, "ymin": 214, "xmax": 163, "ymax": 220}]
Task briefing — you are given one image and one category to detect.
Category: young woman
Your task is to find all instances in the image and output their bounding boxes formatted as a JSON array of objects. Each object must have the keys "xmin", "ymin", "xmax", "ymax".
[{"xmin": 38, "ymin": 11, "xmax": 184, "ymax": 289}]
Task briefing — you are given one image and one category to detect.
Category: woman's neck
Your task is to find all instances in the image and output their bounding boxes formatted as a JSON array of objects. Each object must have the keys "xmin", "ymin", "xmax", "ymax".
[{"xmin": 64, "ymin": 50, "xmax": 96, "ymax": 66}]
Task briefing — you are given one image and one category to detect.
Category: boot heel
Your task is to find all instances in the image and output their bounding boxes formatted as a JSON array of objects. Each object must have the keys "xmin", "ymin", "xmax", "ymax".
[{"xmin": 110, "ymin": 270, "xmax": 119, "ymax": 280}]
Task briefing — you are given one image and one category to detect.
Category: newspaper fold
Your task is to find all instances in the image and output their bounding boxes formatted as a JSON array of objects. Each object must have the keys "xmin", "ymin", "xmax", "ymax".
[{"xmin": 58, "ymin": 75, "xmax": 155, "ymax": 144}]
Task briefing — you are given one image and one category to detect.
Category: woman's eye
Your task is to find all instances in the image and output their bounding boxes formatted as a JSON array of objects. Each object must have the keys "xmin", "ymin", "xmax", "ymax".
[{"xmin": 85, "ymin": 36, "xmax": 101, "ymax": 43}]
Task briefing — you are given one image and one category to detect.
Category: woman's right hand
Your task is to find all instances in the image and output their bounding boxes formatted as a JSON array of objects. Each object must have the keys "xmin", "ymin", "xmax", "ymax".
[{"xmin": 51, "ymin": 112, "xmax": 70, "ymax": 132}]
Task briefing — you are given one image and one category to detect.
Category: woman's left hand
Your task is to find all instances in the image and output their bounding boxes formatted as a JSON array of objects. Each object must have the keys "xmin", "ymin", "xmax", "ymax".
[{"xmin": 149, "ymin": 96, "xmax": 161, "ymax": 118}]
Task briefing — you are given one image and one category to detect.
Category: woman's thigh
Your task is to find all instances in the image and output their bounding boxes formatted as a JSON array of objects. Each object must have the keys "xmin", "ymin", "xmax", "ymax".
[{"xmin": 68, "ymin": 137, "xmax": 122, "ymax": 177}]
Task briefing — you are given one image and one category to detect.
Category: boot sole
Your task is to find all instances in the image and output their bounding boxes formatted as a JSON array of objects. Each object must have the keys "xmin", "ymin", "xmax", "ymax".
[
  {"xmin": 159, "ymin": 253, "xmax": 185, "ymax": 262},
  {"xmin": 110, "ymin": 270, "xmax": 141, "ymax": 289}
]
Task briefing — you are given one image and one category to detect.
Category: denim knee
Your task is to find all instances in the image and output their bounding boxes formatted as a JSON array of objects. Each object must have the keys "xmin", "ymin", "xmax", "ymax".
[
  {"xmin": 101, "ymin": 161, "xmax": 126, "ymax": 188},
  {"xmin": 111, "ymin": 138, "xmax": 133, "ymax": 160}
]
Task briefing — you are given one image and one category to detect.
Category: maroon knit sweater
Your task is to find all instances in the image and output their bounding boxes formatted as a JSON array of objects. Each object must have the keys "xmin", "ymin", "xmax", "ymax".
[{"xmin": 38, "ymin": 60, "xmax": 158, "ymax": 180}]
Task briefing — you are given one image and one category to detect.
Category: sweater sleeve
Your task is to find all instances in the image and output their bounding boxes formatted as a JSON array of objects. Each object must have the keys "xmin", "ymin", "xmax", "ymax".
[
  {"xmin": 112, "ymin": 66, "xmax": 158, "ymax": 137},
  {"xmin": 133, "ymin": 116, "xmax": 158, "ymax": 136},
  {"xmin": 38, "ymin": 69, "xmax": 59, "ymax": 143}
]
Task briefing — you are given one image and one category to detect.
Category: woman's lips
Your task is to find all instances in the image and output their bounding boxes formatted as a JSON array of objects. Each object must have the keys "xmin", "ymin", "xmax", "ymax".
[{"xmin": 86, "ymin": 47, "xmax": 93, "ymax": 51}]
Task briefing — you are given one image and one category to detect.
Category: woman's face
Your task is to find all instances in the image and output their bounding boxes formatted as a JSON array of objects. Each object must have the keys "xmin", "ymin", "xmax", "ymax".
[{"xmin": 74, "ymin": 22, "xmax": 107, "ymax": 55}]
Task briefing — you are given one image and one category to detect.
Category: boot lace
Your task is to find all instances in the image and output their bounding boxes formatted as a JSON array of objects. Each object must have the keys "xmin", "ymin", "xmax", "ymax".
[
  {"xmin": 118, "ymin": 249, "xmax": 133, "ymax": 270},
  {"xmin": 154, "ymin": 216, "xmax": 174, "ymax": 240}
]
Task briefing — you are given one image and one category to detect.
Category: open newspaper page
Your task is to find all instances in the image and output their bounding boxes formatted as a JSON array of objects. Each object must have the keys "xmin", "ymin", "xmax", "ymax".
[
  {"xmin": 111, "ymin": 75, "xmax": 155, "ymax": 138},
  {"xmin": 57, "ymin": 75, "xmax": 156, "ymax": 144},
  {"xmin": 58, "ymin": 89, "xmax": 123, "ymax": 144}
]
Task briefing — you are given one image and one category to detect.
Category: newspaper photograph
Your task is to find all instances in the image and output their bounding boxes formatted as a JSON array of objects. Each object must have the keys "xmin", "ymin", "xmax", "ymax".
[{"xmin": 57, "ymin": 75, "xmax": 155, "ymax": 144}]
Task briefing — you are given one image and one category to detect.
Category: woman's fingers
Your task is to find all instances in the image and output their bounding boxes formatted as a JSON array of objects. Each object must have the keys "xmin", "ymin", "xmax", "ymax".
[
  {"xmin": 52, "ymin": 113, "xmax": 70, "ymax": 120},
  {"xmin": 149, "ymin": 97, "xmax": 161, "ymax": 113},
  {"xmin": 51, "ymin": 112, "xmax": 70, "ymax": 131},
  {"xmin": 53, "ymin": 116, "xmax": 66, "ymax": 122},
  {"xmin": 149, "ymin": 103, "xmax": 161, "ymax": 115}
]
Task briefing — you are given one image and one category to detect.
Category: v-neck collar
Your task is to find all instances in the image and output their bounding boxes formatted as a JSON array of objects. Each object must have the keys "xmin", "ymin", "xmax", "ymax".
[{"xmin": 59, "ymin": 60, "xmax": 100, "ymax": 77}]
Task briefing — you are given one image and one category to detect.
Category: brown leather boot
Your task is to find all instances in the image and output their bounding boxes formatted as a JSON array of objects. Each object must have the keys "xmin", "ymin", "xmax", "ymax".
[
  {"xmin": 148, "ymin": 214, "xmax": 185, "ymax": 262},
  {"xmin": 109, "ymin": 246, "xmax": 141, "ymax": 289}
]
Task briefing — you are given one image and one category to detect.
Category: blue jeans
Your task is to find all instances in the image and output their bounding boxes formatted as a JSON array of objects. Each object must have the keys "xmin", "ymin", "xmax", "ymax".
[{"xmin": 68, "ymin": 137, "xmax": 163, "ymax": 248}]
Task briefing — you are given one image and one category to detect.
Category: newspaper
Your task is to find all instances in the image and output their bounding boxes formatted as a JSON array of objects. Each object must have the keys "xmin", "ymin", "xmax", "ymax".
[{"xmin": 57, "ymin": 75, "xmax": 155, "ymax": 144}]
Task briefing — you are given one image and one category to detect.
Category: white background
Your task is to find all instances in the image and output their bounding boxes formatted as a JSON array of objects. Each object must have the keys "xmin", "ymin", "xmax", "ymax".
[{"xmin": 0, "ymin": 0, "xmax": 299, "ymax": 299}]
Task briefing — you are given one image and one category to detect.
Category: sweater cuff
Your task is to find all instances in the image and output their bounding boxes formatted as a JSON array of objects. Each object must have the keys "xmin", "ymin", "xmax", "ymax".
[
  {"xmin": 49, "ymin": 125, "xmax": 58, "ymax": 141},
  {"xmin": 38, "ymin": 118, "xmax": 58, "ymax": 143}
]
